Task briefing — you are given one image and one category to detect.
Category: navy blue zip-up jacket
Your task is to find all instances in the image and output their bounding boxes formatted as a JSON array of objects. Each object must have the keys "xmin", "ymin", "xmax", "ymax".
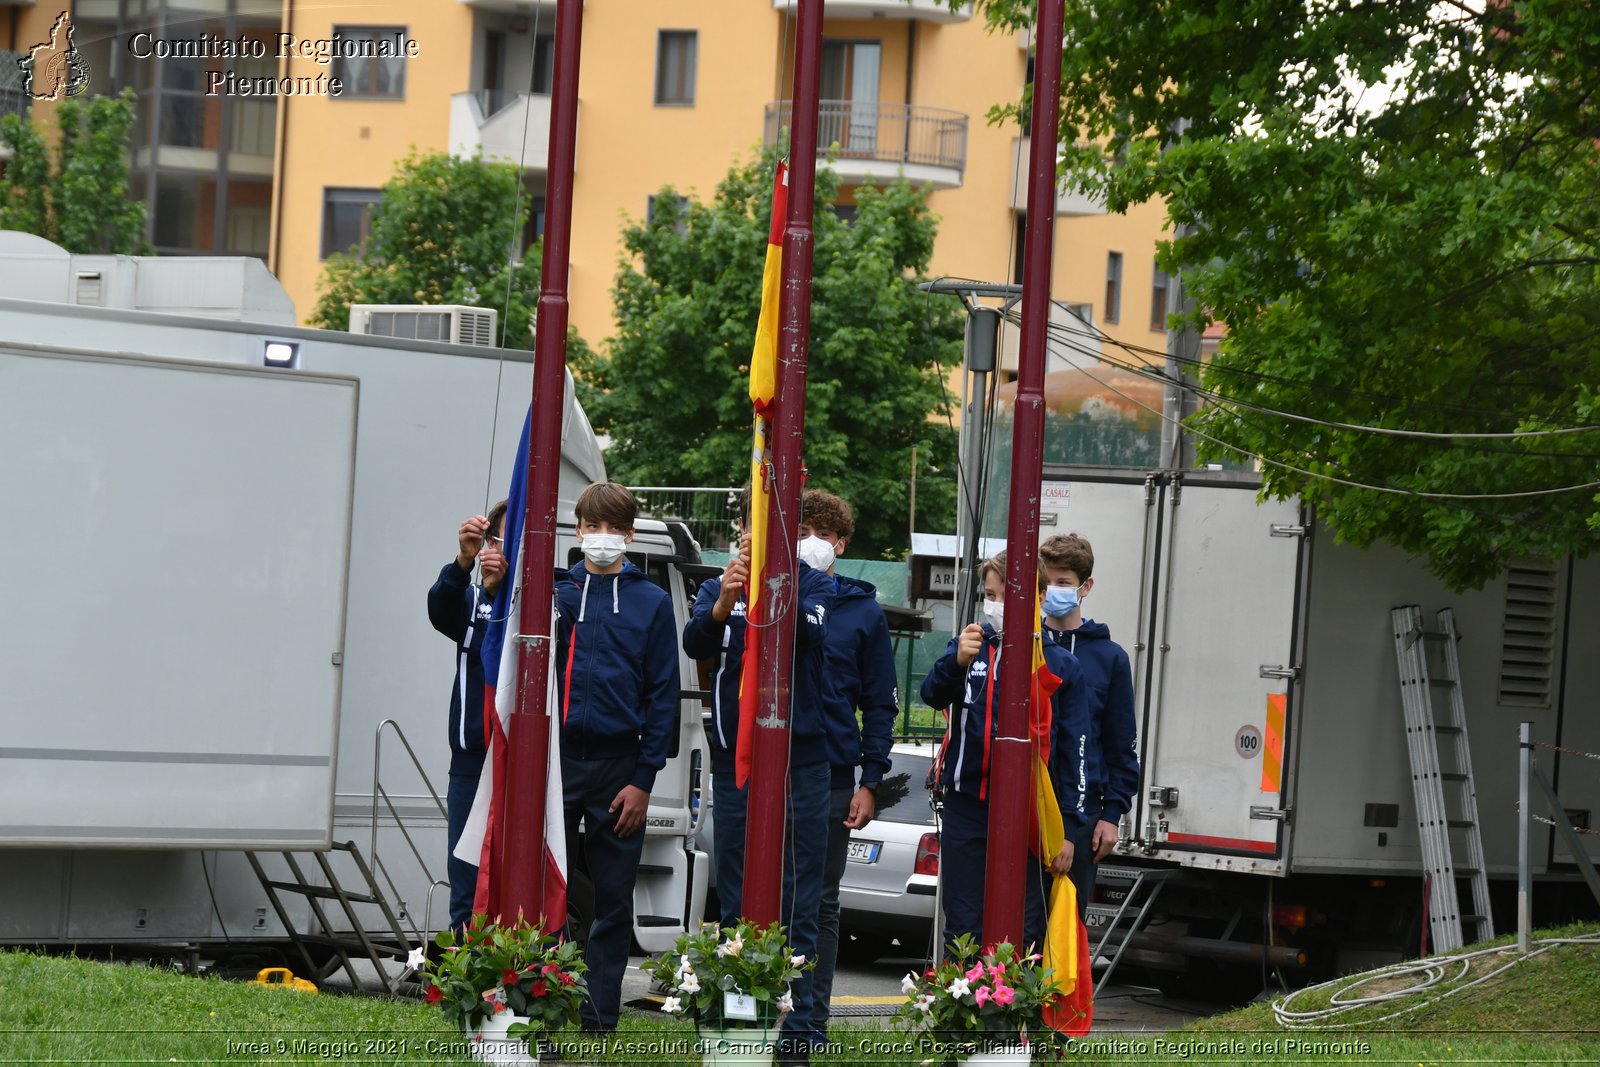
[
  {"xmin": 681, "ymin": 562, "xmax": 834, "ymax": 773},
  {"xmin": 920, "ymin": 623, "xmax": 1091, "ymax": 833},
  {"xmin": 427, "ymin": 560, "xmax": 492, "ymax": 777},
  {"xmin": 1045, "ymin": 619, "xmax": 1139, "ymax": 824},
  {"xmin": 554, "ymin": 561, "xmax": 678, "ymax": 793},
  {"xmin": 820, "ymin": 576, "xmax": 897, "ymax": 790}
]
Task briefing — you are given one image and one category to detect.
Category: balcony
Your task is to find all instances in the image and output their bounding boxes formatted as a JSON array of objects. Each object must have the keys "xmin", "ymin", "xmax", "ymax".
[
  {"xmin": 1009, "ymin": 135, "xmax": 1105, "ymax": 217},
  {"xmin": 774, "ymin": 0, "xmax": 971, "ymax": 22},
  {"xmin": 449, "ymin": 90, "xmax": 553, "ymax": 172},
  {"xmin": 764, "ymin": 100, "xmax": 967, "ymax": 190}
]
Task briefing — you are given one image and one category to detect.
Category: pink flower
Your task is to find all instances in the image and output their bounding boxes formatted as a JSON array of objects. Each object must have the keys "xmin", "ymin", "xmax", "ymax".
[
  {"xmin": 987, "ymin": 963, "xmax": 1006, "ymax": 981},
  {"xmin": 992, "ymin": 983, "xmax": 1016, "ymax": 1007},
  {"xmin": 973, "ymin": 985, "xmax": 992, "ymax": 1007},
  {"xmin": 966, "ymin": 962, "xmax": 986, "ymax": 982}
]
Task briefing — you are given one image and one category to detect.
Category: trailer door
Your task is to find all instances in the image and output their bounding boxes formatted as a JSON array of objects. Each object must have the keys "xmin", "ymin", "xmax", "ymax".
[{"xmin": 1140, "ymin": 479, "xmax": 1305, "ymax": 872}]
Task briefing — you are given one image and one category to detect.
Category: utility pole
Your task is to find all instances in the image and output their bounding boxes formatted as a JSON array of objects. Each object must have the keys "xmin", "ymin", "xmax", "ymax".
[
  {"xmin": 983, "ymin": 0, "xmax": 1064, "ymax": 948},
  {"xmin": 742, "ymin": 0, "xmax": 824, "ymax": 925},
  {"xmin": 498, "ymin": 0, "xmax": 582, "ymax": 924}
]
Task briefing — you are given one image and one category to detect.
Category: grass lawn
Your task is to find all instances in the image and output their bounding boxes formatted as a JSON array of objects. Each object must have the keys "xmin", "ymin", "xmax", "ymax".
[{"xmin": 4, "ymin": 924, "xmax": 1600, "ymax": 1064}]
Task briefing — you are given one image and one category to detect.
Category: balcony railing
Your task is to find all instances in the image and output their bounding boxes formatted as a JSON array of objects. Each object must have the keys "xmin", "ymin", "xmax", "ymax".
[
  {"xmin": 0, "ymin": 86, "xmax": 29, "ymax": 123},
  {"xmin": 448, "ymin": 90, "xmax": 553, "ymax": 171},
  {"xmin": 763, "ymin": 100, "xmax": 967, "ymax": 179}
]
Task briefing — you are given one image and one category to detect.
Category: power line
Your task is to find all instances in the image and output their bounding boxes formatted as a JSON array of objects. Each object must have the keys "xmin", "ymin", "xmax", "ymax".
[{"xmin": 1012, "ymin": 317, "xmax": 1600, "ymax": 503}]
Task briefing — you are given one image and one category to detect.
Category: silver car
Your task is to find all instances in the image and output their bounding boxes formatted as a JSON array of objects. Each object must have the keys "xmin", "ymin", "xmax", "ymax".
[{"xmin": 837, "ymin": 740, "xmax": 941, "ymax": 962}]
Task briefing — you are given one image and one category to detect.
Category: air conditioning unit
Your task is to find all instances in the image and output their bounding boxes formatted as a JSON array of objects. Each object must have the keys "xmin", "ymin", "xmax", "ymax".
[{"xmin": 348, "ymin": 304, "xmax": 499, "ymax": 347}]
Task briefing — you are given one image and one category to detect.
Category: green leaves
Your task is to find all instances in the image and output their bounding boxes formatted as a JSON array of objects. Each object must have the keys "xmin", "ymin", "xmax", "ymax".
[
  {"xmin": 971, "ymin": 0, "xmax": 1600, "ymax": 587},
  {"xmin": 0, "ymin": 89, "xmax": 147, "ymax": 254},
  {"xmin": 585, "ymin": 149, "xmax": 964, "ymax": 558},
  {"xmin": 309, "ymin": 151, "xmax": 593, "ymax": 361}
]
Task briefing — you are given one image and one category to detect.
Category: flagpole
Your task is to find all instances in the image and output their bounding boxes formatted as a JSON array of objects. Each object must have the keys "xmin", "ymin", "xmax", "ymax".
[
  {"xmin": 743, "ymin": 0, "xmax": 824, "ymax": 926},
  {"xmin": 984, "ymin": 0, "xmax": 1064, "ymax": 948},
  {"xmin": 500, "ymin": 0, "xmax": 583, "ymax": 924}
]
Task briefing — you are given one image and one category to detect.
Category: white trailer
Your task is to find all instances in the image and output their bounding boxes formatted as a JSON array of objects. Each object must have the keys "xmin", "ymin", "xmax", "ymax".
[
  {"xmin": 1031, "ymin": 466, "xmax": 1600, "ymax": 985},
  {"xmin": 0, "ymin": 294, "xmax": 710, "ymax": 983}
]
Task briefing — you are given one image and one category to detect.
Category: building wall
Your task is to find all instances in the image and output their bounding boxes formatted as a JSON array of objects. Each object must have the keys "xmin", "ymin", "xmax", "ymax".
[{"xmin": 257, "ymin": 1, "xmax": 1170, "ymax": 362}]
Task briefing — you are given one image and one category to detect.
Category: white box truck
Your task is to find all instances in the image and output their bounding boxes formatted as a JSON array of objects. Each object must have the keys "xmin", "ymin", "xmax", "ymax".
[
  {"xmin": 1029, "ymin": 466, "xmax": 1600, "ymax": 989},
  {"xmin": 0, "ymin": 293, "xmax": 711, "ymax": 984}
]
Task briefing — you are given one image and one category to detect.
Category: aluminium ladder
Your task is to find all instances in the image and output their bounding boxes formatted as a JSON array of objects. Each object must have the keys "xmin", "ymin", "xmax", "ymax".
[{"xmin": 1391, "ymin": 605, "xmax": 1494, "ymax": 953}]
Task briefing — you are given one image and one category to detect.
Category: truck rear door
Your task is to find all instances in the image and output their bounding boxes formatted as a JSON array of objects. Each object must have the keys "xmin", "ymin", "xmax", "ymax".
[{"xmin": 1137, "ymin": 477, "xmax": 1306, "ymax": 872}]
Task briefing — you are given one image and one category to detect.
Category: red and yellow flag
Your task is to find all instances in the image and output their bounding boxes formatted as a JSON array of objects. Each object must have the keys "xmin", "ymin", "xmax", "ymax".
[
  {"xmin": 736, "ymin": 161, "xmax": 788, "ymax": 789},
  {"xmin": 1029, "ymin": 588, "xmax": 1093, "ymax": 1036}
]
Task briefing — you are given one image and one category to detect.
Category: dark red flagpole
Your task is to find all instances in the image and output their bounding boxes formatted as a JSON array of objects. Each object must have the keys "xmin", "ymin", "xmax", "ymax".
[
  {"xmin": 742, "ymin": 0, "xmax": 824, "ymax": 925},
  {"xmin": 499, "ymin": 0, "xmax": 583, "ymax": 924},
  {"xmin": 983, "ymin": 0, "xmax": 1064, "ymax": 947}
]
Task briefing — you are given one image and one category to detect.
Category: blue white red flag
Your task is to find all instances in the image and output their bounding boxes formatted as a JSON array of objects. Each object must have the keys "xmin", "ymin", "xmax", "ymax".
[{"xmin": 453, "ymin": 409, "xmax": 568, "ymax": 927}]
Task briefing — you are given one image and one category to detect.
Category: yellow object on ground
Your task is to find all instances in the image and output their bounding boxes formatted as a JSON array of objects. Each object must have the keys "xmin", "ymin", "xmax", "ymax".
[{"xmin": 253, "ymin": 967, "xmax": 318, "ymax": 993}]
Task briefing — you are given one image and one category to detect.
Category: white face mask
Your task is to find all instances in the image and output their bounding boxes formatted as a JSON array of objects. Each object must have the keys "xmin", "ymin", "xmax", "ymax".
[
  {"xmin": 982, "ymin": 599, "xmax": 1005, "ymax": 628},
  {"xmin": 797, "ymin": 535, "xmax": 837, "ymax": 573},
  {"xmin": 580, "ymin": 532, "xmax": 627, "ymax": 568}
]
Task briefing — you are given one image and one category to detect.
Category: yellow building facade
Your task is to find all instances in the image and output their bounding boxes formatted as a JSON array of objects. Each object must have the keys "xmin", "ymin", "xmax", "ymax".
[
  {"xmin": 269, "ymin": 0, "xmax": 1171, "ymax": 360},
  {"xmin": 7, "ymin": 1, "xmax": 1172, "ymax": 361}
]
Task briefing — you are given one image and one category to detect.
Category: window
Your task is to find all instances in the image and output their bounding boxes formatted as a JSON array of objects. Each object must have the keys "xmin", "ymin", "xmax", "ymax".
[
  {"xmin": 1012, "ymin": 214, "xmax": 1027, "ymax": 286},
  {"xmin": 655, "ymin": 31, "xmax": 697, "ymax": 106},
  {"xmin": 332, "ymin": 27, "xmax": 409, "ymax": 99},
  {"xmin": 322, "ymin": 188, "xmax": 382, "ymax": 259},
  {"xmin": 532, "ymin": 34, "xmax": 555, "ymax": 95},
  {"xmin": 1151, "ymin": 260, "xmax": 1169, "ymax": 330},
  {"xmin": 1105, "ymin": 251, "xmax": 1123, "ymax": 324}
]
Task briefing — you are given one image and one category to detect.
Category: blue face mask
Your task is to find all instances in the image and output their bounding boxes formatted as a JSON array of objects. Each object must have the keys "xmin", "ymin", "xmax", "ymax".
[{"xmin": 1042, "ymin": 585, "xmax": 1080, "ymax": 618}]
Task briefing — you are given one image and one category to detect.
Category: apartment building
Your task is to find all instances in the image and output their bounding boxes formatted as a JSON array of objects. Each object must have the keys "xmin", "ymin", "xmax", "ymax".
[{"xmin": 6, "ymin": 0, "xmax": 1173, "ymax": 360}]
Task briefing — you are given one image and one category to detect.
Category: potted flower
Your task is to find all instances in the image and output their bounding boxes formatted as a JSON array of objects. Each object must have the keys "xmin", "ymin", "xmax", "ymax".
[
  {"xmin": 420, "ymin": 914, "xmax": 588, "ymax": 1066},
  {"xmin": 642, "ymin": 919, "xmax": 814, "ymax": 1066},
  {"xmin": 895, "ymin": 935, "xmax": 1064, "ymax": 1065}
]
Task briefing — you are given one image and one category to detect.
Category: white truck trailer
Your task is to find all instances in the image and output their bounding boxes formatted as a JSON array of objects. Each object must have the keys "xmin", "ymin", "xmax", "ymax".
[
  {"xmin": 0, "ymin": 288, "xmax": 711, "ymax": 986},
  {"xmin": 1028, "ymin": 465, "xmax": 1600, "ymax": 988}
]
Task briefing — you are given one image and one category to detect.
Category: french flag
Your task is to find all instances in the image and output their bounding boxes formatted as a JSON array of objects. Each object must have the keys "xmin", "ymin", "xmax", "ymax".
[{"xmin": 453, "ymin": 409, "xmax": 568, "ymax": 928}]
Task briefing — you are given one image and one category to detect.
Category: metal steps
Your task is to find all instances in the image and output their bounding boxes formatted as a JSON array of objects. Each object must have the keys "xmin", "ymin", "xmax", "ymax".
[{"xmin": 1084, "ymin": 863, "xmax": 1179, "ymax": 993}]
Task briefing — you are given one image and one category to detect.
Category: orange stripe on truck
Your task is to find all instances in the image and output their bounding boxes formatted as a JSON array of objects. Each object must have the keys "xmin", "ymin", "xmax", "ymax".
[{"xmin": 1260, "ymin": 692, "xmax": 1286, "ymax": 794}]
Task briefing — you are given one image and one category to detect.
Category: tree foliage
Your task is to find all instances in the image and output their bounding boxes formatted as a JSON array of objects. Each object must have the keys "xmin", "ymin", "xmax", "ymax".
[
  {"xmin": 310, "ymin": 151, "xmax": 587, "ymax": 357},
  {"xmin": 969, "ymin": 0, "xmax": 1600, "ymax": 589},
  {"xmin": 576, "ymin": 151, "xmax": 965, "ymax": 559},
  {"xmin": 0, "ymin": 88, "xmax": 147, "ymax": 253}
]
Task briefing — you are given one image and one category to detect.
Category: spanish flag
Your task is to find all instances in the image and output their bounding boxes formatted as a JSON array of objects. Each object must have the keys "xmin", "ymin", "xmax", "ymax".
[
  {"xmin": 1029, "ymin": 590, "xmax": 1093, "ymax": 1036},
  {"xmin": 736, "ymin": 160, "xmax": 788, "ymax": 789}
]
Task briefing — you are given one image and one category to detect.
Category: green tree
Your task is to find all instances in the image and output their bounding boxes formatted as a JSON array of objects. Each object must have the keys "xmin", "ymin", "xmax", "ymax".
[
  {"xmin": 578, "ymin": 152, "xmax": 964, "ymax": 559},
  {"xmin": 0, "ymin": 88, "xmax": 147, "ymax": 253},
  {"xmin": 311, "ymin": 151, "xmax": 585, "ymax": 356},
  {"xmin": 967, "ymin": 0, "xmax": 1600, "ymax": 589}
]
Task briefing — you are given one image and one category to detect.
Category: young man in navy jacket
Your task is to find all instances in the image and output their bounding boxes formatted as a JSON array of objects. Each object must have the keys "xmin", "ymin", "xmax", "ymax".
[
  {"xmin": 682, "ymin": 508, "xmax": 834, "ymax": 1065},
  {"xmin": 920, "ymin": 552, "xmax": 1091, "ymax": 953},
  {"xmin": 1039, "ymin": 534, "xmax": 1139, "ymax": 917},
  {"xmin": 426, "ymin": 501, "xmax": 507, "ymax": 932},
  {"xmin": 798, "ymin": 489, "xmax": 896, "ymax": 1043},
  {"xmin": 556, "ymin": 482, "xmax": 679, "ymax": 1033}
]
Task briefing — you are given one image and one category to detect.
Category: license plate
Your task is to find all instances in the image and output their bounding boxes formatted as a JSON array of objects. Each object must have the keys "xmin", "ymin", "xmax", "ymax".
[{"xmin": 846, "ymin": 839, "xmax": 881, "ymax": 863}]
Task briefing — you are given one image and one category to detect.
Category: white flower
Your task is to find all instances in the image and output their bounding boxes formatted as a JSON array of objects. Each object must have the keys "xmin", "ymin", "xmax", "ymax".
[
  {"xmin": 678, "ymin": 971, "xmax": 701, "ymax": 993},
  {"xmin": 777, "ymin": 989, "xmax": 794, "ymax": 1013},
  {"xmin": 717, "ymin": 936, "xmax": 745, "ymax": 957},
  {"xmin": 946, "ymin": 976, "xmax": 971, "ymax": 998},
  {"xmin": 915, "ymin": 993, "xmax": 935, "ymax": 1014},
  {"xmin": 790, "ymin": 954, "xmax": 806, "ymax": 966},
  {"xmin": 901, "ymin": 972, "xmax": 919, "ymax": 996},
  {"xmin": 661, "ymin": 996, "xmax": 683, "ymax": 1014},
  {"xmin": 405, "ymin": 946, "xmax": 427, "ymax": 971}
]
